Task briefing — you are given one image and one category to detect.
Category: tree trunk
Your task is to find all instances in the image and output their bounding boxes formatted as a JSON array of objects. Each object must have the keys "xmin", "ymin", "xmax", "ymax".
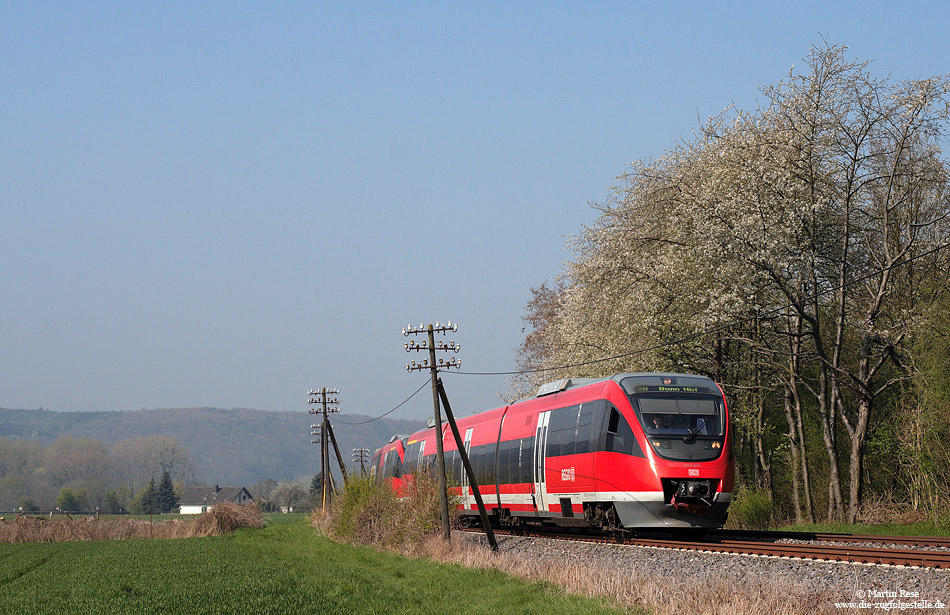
[
  {"xmin": 783, "ymin": 385, "xmax": 803, "ymax": 523},
  {"xmin": 793, "ymin": 382, "xmax": 815, "ymax": 523},
  {"xmin": 752, "ymin": 341, "xmax": 772, "ymax": 494},
  {"xmin": 846, "ymin": 394, "xmax": 871, "ymax": 523}
]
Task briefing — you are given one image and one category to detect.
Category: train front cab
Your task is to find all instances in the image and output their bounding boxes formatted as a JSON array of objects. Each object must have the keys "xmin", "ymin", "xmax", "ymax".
[{"xmin": 591, "ymin": 373, "xmax": 734, "ymax": 530}]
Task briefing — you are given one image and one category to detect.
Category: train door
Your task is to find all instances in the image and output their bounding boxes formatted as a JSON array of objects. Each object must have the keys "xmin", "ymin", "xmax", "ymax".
[
  {"xmin": 533, "ymin": 412, "xmax": 551, "ymax": 513},
  {"xmin": 461, "ymin": 427, "xmax": 473, "ymax": 510}
]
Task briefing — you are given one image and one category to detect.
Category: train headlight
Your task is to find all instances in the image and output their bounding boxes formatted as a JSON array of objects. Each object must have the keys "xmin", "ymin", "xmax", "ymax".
[{"xmin": 711, "ymin": 442, "xmax": 721, "ymax": 449}]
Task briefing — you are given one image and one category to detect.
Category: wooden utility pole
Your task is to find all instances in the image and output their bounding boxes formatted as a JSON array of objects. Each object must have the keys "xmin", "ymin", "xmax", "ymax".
[
  {"xmin": 308, "ymin": 387, "xmax": 340, "ymax": 512},
  {"xmin": 352, "ymin": 448, "xmax": 370, "ymax": 476},
  {"xmin": 404, "ymin": 321, "xmax": 461, "ymax": 541},
  {"xmin": 427, "ymin": 324, "xmax": 451, "ymax": 541}
]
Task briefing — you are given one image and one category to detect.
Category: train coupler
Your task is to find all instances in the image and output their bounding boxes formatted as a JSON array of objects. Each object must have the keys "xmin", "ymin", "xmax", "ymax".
[{"xmin": 670, "ymin": 479, "xmax": 714, "ymax": 515}]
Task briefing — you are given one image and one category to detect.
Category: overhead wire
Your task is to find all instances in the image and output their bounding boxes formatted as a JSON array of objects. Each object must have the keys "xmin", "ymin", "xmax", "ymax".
[
  {"xmin": 445, "ymin": 241, "xmax": 950, "ymax": 377},
  {"xmin": 334, "ymin": 379, "xmax": 430, "ymax": 425}
]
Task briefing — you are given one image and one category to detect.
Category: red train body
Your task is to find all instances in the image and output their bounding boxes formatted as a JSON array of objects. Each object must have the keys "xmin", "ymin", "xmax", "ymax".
[{"xmin": 372, "ymin": 373, "xmax": 734, "ymax": 530}]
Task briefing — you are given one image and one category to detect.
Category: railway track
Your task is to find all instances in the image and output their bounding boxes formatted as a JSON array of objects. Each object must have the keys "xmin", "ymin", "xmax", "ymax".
[
  {"xmin": 461, "ymin": 526, "xmax": 950, "ymax": 569},
  {"xmin": 712, "ymin": 528, "xmax": 950, "ymax": 549}
]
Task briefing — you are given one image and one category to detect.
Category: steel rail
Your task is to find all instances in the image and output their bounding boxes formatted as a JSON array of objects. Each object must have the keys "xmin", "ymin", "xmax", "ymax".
[
  {"xmin": 632, "ymin": 537, "xmax": 950, "ymax": 568},
  {"xmin": 712, "ymin": 528, "xmax": 950, "ymax": 549},
  {"xmin": 462, "ymin": 527, "xmax": 950, "ymax": 569}
]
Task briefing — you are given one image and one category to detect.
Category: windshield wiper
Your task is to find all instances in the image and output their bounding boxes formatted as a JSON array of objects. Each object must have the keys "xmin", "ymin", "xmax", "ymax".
[{"xmin": 683, "ymin": 418, "xmax": 708, "ymax": 443}]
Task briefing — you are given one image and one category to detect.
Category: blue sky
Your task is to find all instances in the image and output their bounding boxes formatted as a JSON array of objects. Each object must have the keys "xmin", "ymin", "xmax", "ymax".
[{"xmin": 2, "ymin": 2, "xmax": 949, "ymax": 421}]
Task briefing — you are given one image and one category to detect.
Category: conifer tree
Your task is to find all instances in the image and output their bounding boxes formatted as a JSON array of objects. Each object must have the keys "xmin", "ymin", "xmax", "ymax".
[
  {"xmin": 157, "ymin": 471, "xmax": 177, "ymax": 513},
  {"xmin": 142, "ymin": 476, "xmax": 159, "ymax": 515}
]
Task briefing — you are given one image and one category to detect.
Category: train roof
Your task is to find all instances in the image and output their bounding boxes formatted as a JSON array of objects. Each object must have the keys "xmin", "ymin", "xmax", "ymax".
[{"xmin": 534, "ymin": 372, "xmax": 717, "ymax": 398}]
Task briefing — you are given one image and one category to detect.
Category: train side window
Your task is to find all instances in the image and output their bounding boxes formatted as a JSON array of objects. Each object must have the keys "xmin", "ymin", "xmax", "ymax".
[
  {"xmin": 520, "ymin": 437, "xmax": 533, "ymax": 483},
  {"xmin": 403, "ymin": 442, "xmax": 417, "ymax": 474},
  {"xmin": 495, "ymin": 441, "xmax": 506, "ymax": 485},
  {"xmin": 575, "ymin": 403, "xmax": 593, "ymax": 454},
  {"xmin": 546, "ymin": 410, "xmax": 562, "ymax": 457},
  {"xmin": 485, "ymin": 442, "xmax": 497, "ymax": 485},
  {"xmin": 605, "ymin": 405, "xmax": 627, "ymax": 454},
  {"xmin": 383, "ymin": 449, "xmax": 401, "ymax": 478},
  {"xmin": 511, "ymin": 439, "xmax": 520, "ymax": 482},
  {"xmin": 371, "ymin": 451, "xmax": 381, "ymax": 478},
  {"xmin": 604, "ymin": 404, "xmax": 644, "ymax": 457},
  {"xmin": 472, "ymin": 446, "xmax": 484, "ymax": 485},
  {"xmin": 500, "ymin": 440, "xmax": 514, "ymax": 485},
  {"xmin": 608, "ymin": 407, "xmax": 621, "ymax": 434},
  {"xmin": 560, "ymin": 405, "xmax": 578, "ymax": 457},
  {"xmin": 451, "ymin": 450, "xmax": 461, "ymax": 485},
  {"xmin": 516, "ymin": 438, "xmax": 525, "ymax": 483},
  {"xmin": 468, "ymin": 446, "xmax": 478, "ymax": 483}
]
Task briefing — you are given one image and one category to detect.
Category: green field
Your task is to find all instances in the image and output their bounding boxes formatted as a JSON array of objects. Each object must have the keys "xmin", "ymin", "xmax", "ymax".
[{"xmin": 0, "ymin": 519, "xmax": 623, "ymax": 615}]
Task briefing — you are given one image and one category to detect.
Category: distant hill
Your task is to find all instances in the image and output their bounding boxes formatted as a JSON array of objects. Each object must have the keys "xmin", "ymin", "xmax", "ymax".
[{"xmin": 0, "ymin": 407, "xmax": 423, "ymax": 486}]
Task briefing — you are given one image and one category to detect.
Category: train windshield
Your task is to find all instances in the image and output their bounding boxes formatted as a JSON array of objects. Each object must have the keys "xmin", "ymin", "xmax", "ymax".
[
  {"xmin": 637, "ymin": 396, "xmax": 724, "ymax": 437},
  {"xmin": 630, "ymin": 394, "xmax": 726, "ymax": 462}
]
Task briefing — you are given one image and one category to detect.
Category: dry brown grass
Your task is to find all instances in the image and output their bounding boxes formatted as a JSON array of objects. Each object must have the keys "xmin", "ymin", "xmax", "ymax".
[
  {"xmin": 191, "ymin": 502, "xmax": 264, "ymax": 535},
  {"xmin": 0, "ymin": 503, "xmax": 262, "ymax": 543}
]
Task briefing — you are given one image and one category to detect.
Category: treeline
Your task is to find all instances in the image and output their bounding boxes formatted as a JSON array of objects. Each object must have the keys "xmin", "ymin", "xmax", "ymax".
[
  {"xmin": 1, "ymin": 431, "xmax": 363, "ymax": 515},
  {"xmin": 515, "ymin": 42, "xmax": 950, "ymax": 523},
  {"xmin": 0, "ymin": 406, "xmax": 423, "ymax": 487},
  {"xmin": 0, "ymin": 434, "xmax": 194, "ymax": 513}
]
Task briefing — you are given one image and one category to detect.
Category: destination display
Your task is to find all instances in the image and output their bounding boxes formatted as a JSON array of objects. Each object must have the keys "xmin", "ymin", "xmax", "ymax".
[{"xmin": 633, "ymin": 385, "xmax": 710, "ymax": 394}]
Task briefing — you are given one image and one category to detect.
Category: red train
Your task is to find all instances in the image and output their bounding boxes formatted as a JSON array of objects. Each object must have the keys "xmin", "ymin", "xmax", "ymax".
[{"xmin": 371, "ymin": 373, "xmax": 734, "ymax": 531}]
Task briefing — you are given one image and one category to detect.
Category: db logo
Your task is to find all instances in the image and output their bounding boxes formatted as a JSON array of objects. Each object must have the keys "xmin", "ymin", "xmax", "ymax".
[
  {"xmin": 688, "ymin": 469, "xmax": 700, "ymax": 477},
  {"xmin": 560, "ymin": 467, "xmax": 576, "ymax": 482}
]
